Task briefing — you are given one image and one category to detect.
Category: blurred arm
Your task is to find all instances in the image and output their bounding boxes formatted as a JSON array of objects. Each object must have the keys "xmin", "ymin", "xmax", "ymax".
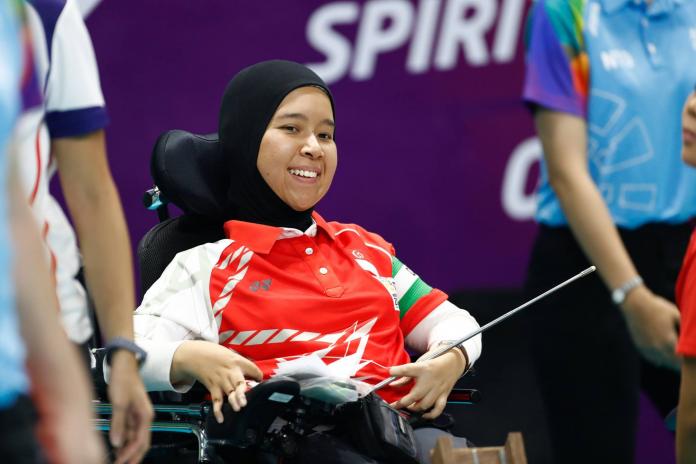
[
  {"xmin": 52, "ymin": 129, "xmax": 135, "ymax": 343},
  {"xmin": 536, "ymin": 109, "xmax": 680, "ymax": 369},
  {"xmin": 53, "ymin": 130, "xmax": 154, "ymax": 462},
  {"xmin": 9, "ymin": 147, "xmax": 103, "ymax": 463},
  {"xmin": 535, "ymin": 110, "xmax": 640, "ymax": 289}
]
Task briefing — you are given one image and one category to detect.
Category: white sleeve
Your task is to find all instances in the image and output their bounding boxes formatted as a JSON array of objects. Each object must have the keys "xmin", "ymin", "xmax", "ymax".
[
  {"xmin": 44, "ymin": 0, "xmax": 108, "ymax": 137},
  {"xmin": 404, "ymin": 300, "xmax": 482, "ymax": 367},
  {"xmin": 127, "ymin": 240, "xmax": 232, "ymax": 392}
]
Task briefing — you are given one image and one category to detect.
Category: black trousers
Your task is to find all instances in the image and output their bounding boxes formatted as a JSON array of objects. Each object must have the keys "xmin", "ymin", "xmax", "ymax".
[
  {"xmin": 0, "ymin": 395, "xmax": 44, "ymax": 463},
  {"xmin": 525, "ymin": 223, "xmax": 689, "ymax": 464}
]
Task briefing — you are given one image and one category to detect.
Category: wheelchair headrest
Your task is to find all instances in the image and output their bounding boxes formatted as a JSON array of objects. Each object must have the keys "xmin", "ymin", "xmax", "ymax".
[{"xmin": 151, "ymin": 130, "xmax": 228, "ymax": 217}]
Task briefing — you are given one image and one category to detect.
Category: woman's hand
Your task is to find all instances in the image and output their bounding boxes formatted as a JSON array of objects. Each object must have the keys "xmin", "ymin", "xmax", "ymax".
[
  {"xmin": 388, "ymin": 347, "xmax": 467, "ymax": 420},
  {"xmin": 172, "ymin": 340, "xmax": 263, "ymax": 423}
]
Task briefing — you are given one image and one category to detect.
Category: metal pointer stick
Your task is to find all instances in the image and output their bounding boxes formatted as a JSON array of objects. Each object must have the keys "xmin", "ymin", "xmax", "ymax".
[{"xmin": 366, "ymin": 265, "xmax": 597, "ymax": 395}]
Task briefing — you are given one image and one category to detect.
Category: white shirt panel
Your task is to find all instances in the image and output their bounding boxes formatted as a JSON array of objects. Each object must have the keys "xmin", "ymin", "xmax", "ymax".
[
  {"xmin": 134, "ymin": 240, "xmax": 232, "ymax": 392},
  {"xmin": 43, "ymin": 0, "xmax": 104, "ymax": 114}
]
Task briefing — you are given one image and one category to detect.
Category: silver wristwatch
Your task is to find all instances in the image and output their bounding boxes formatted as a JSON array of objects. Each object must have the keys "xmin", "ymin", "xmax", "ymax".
[{"xmin": 611, "ymin": 276, "xmax": 644, "ymax": 305}]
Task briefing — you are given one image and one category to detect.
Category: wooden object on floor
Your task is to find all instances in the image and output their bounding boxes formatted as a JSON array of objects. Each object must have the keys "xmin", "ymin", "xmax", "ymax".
[{"xmin": 431, "ymin": 432, "xmax": 528, "ymax": 464}]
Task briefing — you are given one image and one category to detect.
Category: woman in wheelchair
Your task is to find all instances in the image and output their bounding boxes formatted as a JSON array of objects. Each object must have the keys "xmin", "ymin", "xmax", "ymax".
[{"xmin": 132, "ymin": 60, "xmax": 482, "ymax": 463}]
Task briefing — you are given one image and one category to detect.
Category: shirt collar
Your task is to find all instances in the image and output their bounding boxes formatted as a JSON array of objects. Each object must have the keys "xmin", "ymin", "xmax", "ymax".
[
  {"xmin": 602, "ymin": 0, "xmax": 683, "ymax": 14},
  {"xmin": 223, "ymin": 211, "xmax": 335, "ymax": 254}
]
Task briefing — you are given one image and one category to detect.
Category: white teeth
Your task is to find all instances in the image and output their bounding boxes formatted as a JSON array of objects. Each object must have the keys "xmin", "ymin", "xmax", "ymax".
[{"xmin": 289, "ymin": 169, "xmax": 318, "ymax": 178}]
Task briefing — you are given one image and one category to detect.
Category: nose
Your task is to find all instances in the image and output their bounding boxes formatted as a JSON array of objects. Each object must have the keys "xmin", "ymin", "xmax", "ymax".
[
  {"xmin": 301, "ymin": 133, "xmax": 323, "ymax": 159},
  {"xmin": 688, "ymin": 93, "xmax": 696, "ymax": 117}
]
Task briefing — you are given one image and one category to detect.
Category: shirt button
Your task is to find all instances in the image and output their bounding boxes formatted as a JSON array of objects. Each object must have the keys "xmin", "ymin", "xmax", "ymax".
[
  {"xmin": 305, "ymin": 247, "xmax": 314, "ymax": 255},
  {"xmin": 641, "ymin": 18, "xmax": 648, "ymax": 27},
  {"xmin": 319, "ymin": 267, "xmax": 328, "ymax": 275},
  {"xmin": 647, "ymin": 43, "xmax": 656, "ymax": 54}
]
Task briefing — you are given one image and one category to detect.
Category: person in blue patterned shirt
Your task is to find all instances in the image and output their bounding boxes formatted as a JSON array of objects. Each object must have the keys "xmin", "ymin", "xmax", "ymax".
[{"xmin": 523, "ymin": 0, "xmax": 696, "ymax": 462}]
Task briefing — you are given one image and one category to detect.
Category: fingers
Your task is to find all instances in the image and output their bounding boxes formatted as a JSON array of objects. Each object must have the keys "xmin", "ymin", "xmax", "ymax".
[
  {"xmin": 409, "ymin": 386, "xmax": 440, "ymax": 414},
  {"xmin": 422, "ymin": 396, "xmax": 447, "ymax": 420},
  {"xmin": 388, "ymin": 363, "xmax": 416, "ymax": 388},
  {"xmin": 658, "ymin": 349, "xmax": 681, "ymax": 372},
  {"xmin": 389, "ymin": 376, "xmax": 411, "ymax": 387},
  {"xmin": 109, "ymin": 400, "xmax": 126, "ymax": 449},
  {"xmin": 131, "ymin": 399, "xmax": 153, "ymax": 463},
  {"xmin": 644, "ymin": 344, "xmax": 680, "ymax": 371},
  {"xmin": 206, "ymin": 366, "xmax": 257, "ymax": 420},
  {"xmin": 389, "ymin": 362, "xmax": 417, "ymax": 378},
  {"xmin": 227, "ymin": 380, "xmax": 248, "ymax": 412},
  {"xmin": 112, "ymin": 415, "xmax": 139, "ymax": 464},
  {"xmin": 393, "ymin": 382, "xmax": 428, "ymax": 410},
  {"xmin": 211, "ymin": 390, "xmax": 224, "ymax": 424},
  {"xmin": 238, "ymin": 357, "xmax": 264, "ymax": 381},
  {"xmin": 113, "ymin": 403, "xmax": 151, "ymax": 464},
  {"xmin": 389, "ymin": 364, "xmax": 453, "ymax": 414}
]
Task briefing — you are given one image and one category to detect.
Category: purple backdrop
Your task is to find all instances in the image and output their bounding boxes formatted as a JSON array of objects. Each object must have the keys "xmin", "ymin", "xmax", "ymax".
[{"xmin": 85, "ymin": 0, "xmax": 539, "ymax": 293}]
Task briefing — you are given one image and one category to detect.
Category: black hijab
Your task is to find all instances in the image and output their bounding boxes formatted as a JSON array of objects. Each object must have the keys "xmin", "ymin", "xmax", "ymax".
[{"xmin": 219, "ymin": 60, "xmax": 335, "ymax": 231}]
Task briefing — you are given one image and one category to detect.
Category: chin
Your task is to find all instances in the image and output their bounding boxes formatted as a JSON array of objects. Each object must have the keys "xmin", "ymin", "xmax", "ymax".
[
  {"xmin": 683, "ymin": 149, "xmax": 696, "ymax": 167},
  {"xmin": 287, "ymin": 194, "xmax": 323, "ymax": 212},
  {"xmin": 289, "ymin": 201, "xmax": 317, "ymax": 212}
]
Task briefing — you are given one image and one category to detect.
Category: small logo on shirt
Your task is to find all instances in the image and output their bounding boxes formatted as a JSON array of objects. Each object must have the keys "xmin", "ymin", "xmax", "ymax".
[
  {"xmin": 352, "ymin": 250, "xmax": 364, "ymax": 259},
  {"xmin": 250, "ymin": 278, "xmax": 272, "ymax": 292},
  {"xmin": 600, "ymin": 49, "xmax": 635, "ymax": 71}
]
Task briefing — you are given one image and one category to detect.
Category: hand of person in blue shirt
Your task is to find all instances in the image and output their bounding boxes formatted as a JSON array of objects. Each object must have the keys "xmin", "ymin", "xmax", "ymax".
[{"xmin": 622, "ymin": 285, "xmax": 680, "ymax": 371}]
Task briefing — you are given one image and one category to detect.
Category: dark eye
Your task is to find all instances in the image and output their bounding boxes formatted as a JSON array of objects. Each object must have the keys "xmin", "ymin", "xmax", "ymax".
[
  {"xmin": 318, "ymin": 132, "xmax": 334, "ymax": 141},
  {"xmin": 281, "ymin": 125, "xmax": 298, "ymax": 133}
]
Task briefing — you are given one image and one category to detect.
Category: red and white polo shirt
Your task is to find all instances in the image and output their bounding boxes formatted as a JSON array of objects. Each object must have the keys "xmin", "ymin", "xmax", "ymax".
[{"xmin": 134, "ymin": 212, "xmax": 481, "ymax": 403}]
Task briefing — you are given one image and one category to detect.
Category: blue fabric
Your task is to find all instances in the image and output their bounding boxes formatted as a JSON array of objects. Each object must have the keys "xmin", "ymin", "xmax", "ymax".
[
  {"xmin": 26, "ymin": 0, "xmax": 65, "ymax": 80},
  {"xmin": 529, "ymin": 0, "xmax": 696, "ymax": 228},
  {"xmin": 0, "ymin": 1, "xmax": 29, "ymax": 409},
  {"xmin": 46, "ymin": 106, "xmax": 109, "ymax": 138}
]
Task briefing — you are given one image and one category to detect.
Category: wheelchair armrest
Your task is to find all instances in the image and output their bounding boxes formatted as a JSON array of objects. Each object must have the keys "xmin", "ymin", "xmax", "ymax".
[
  {"xmin": 447, "ymin": 388, "xmax": 481, "ymax": 404},
  {"xmin": 402, "ymin": 388, "xmax": 481, "ymax": 431}
]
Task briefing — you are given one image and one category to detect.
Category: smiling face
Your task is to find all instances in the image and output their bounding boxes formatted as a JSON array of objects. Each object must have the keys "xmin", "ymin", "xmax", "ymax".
[
  {"xmin": 684, "ymin": 89, "xmax": 696, "ymax": 166},
  {"xmin": 256, "ymin": 86, "xmax": 337, "ymax": 212}
]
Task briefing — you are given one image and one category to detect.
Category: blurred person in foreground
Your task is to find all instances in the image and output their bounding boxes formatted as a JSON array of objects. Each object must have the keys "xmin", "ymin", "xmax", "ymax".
[
  {"xmin": 676, "ymin": 87, "xmax": 696, "ymax": 464},
  {"xmin": 523, "ymin": 0, "xmax": 696, "ymax": 462},
  {"xmin": 0, "ymin": 1, "xmax": 103, "ymax": 462},
  {"xmin": 20, "ymin": 0, "xmax": 152, "ymax": 461}
]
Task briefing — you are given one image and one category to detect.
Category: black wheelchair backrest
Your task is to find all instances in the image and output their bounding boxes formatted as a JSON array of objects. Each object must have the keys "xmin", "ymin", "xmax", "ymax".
[
  {"xmin": 150, "ymin": 130, "xmax": 228, "ymax": 217},
  {"xmin": 138, "ymin": 130, "xmax": 230, "ymax": 296}
]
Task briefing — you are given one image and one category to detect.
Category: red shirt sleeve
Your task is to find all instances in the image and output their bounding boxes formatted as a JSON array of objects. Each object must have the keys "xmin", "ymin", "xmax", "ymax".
[{"xmin": 677, "ymin": 229, "xmax": 696, "ymax": 357}]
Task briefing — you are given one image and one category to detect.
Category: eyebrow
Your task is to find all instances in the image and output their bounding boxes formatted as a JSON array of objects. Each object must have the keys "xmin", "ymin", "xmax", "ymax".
[{"xmin": 276, "ymin": 112, "xmax": 335, "ymax": 127}]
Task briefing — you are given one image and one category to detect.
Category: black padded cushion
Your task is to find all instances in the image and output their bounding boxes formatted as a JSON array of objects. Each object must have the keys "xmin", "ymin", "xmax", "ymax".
[
  {"xmin": 137, "ymin": 215, "xmax": 225, "ymax": 296},
  {"xmin": 151, "ymin": 130, "xmax": 228, "ymax": 217}
]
